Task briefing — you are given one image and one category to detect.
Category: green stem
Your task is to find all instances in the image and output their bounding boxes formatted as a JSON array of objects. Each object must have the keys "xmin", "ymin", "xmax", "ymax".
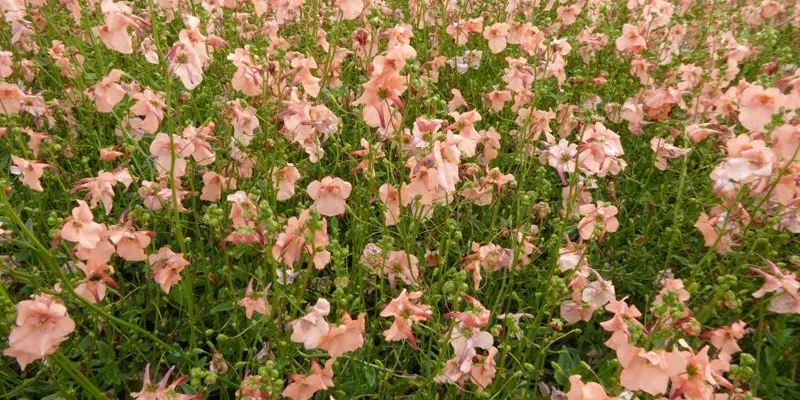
[{"xmin": 50, "ymin": 351, "xmax": 107, "ymax": 399}]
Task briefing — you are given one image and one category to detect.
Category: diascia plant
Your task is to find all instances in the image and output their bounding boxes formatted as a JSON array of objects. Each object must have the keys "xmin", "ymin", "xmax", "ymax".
[{"xmin": 0, "ymin": 0, "xmax": 799, "ymax": 399}]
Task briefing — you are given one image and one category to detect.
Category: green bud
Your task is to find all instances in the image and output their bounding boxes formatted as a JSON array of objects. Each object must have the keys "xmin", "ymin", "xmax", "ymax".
[
  {"xmin": 740, "ymin": 353, "xmax": 756, "ymax": 367},
  {"xmin": 524, "ymin": 363, "xmax": 535, "ymax": 372}
]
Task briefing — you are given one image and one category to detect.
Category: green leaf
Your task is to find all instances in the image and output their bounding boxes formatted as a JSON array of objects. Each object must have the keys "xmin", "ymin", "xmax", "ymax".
[
  {"xmin": 209, "ymin": 301, "xmax": 234, "ymax": 314},
  {"xmin": 551, "ymin": 361, "xmax": 568, "ymax": 386}
]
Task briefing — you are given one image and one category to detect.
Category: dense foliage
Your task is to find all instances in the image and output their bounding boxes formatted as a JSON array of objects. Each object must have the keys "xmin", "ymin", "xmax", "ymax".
[{"xmin": 1, "ymin": 0, "xmax": 799, "ymax": 399}]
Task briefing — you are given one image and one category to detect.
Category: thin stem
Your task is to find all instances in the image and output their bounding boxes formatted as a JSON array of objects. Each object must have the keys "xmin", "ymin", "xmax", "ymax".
[{"xmin": 50, "ymin": 351, "xmax": 107, "ymax": 400}]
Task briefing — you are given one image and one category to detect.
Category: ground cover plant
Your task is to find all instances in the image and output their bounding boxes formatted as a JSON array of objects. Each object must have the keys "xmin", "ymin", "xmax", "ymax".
[{"xmin": 1, "ymin": 0, "xmax": 800, "ymax": 398}]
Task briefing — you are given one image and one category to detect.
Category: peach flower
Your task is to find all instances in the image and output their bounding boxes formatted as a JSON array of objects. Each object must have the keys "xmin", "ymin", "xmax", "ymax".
[
  {"xmin": 91, "ymin": 0, "xmax": 144, "ymax": 54},
  {"xmin": 201, "ymin": 171, "xmax": 236, "ymax": 202},
  {"xmin": 738, "ymin": 84, "xmax": 783, "ymax": 132},
  {"xmin": 129, "ymin": 88, "xmax": 166, "ymax": 134},
  {"xmin": 131, "ymin": 364, "xmax": 202, "ymax": 400},
  {"xmin": 483, "ymin": 23, "xmax": 510, "ymax": 54},
  {"xmin": 272, "ymin": 164, "xmax": 302, "ymax": 201},
  {"xmin": 108, "ymin": 224, "xmax": 152, "ymax": 262},
  {"xmin": 75, "ymin": 262, "xmax": 117, "ymax": 304},
  {"xmin": 378, "ymin": 184, "xmax": 401, "ymax": 226},
  {"xmin": 289, "ymin": 298, "xmax": 331, "ymax": 349},
  {"xmin": 149, "ymin": 133, "xmax": 195, "ymax": 178},
  {"xmin": 335, "ymin": 0, "xmax": 363, "ymax": 20},
  {"xmin": 616, "ymin": 344, "xmax": 686, "ymax": 395},
  {"xmin": 318, "ymin": 312, "xmax": 366, "ymax": 361},
  {"xmin": 60, "ymin": 200, "xmax": 106, "ymax": 249},
  {"xmin": 272, "ymin": 209, "xmax": 331, "ymax": 269},
  {"xmin": 99, "ymin": 147, "xmax": 125, "ymax": 161},
  {"xmin": 238, "ymin": 279, "xmax": 270, "ymax": 319},
  {"xmin": 307, "ymin": 177, "xmax": 352, "ymax": 217},
  {"xmin": 383, "ymin": 250, "xmax": 420, "ymax": 288},
  {"xmin": 148, "ymin": 247, "xmax": 190, "ymax": 294},
  {"xmin": 615, "ymin": 24, "xmax": 647, "ymax": 54},
  {"xmin": 4, "ymin": 294, "xmax": 76, "ymax": 370},
  {"xmin": 23, "ymin": 128, "xmax": 52, "ymax": 159},
  {"xmin": 0, "ymin": 82, "xmax": 26, "ymax": 115},
  {"xmin": 380, "ymin": 289, "xmax": 433, "ymax": 349},
  {"xmin": 282, "ymin": 359, "xmax": 334, "ymax": 400},
  {"xmin": 567, "ymin": 375, "xmax": 617, "ymax": 400},
  {"xmin": 557, "ymin": 4, "xmax": 582, "ymax": 26},
  {"xmin": 10, "ymin": 155, "xmax": 54, "ymax": 192},
  {"xmin": 86, "ymin": 69, "xmax": 126, "ymax": 113}
]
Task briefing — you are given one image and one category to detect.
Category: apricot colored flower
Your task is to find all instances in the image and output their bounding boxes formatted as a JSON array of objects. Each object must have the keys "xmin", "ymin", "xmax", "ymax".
[
  {"xmin": 167, "ymin": 44, "xmax": 202, "ymax": 90},
  {"xmin": 227, "ymin": 100, "xmax": 260, "ymax": 147},
  {"xmin": 567, "ymin": 375, "xmax": 617, "ymax": 400},
  {"xmin": 4, "ymin": 294, "xmax": 76, "ymax": 370},
  {"xmin": 483, "ymin": 23, "xmax": 510, "ymax": 54},
  {"xmin": 129, "ymin": 88, "xmax": 166, "ymax": 134},
  {"xmin": 462, "ymin": 242, "xmax": 514, "ymax": 289},
  {"xmin": 707, "ymin": 321, "xmax": 747, "ymax": 361},
  {"xmin": 670, "ymin": 346, "xmax": 717, "ymax": 399},
  {"xmin": 272, "ymin": 209, "xmax": 331, "ymax": 269},
  {"xmin": 579, "ymin": 122, "xmax": 626, "ymax": 177},
  {"xmin": 383, "ymin": 250, "xmax": 420, "ymax": 288},
  {"xmin": 557, "ymin": 5, "xmax": 582, "ymax": 26},
  {"xmin": 149, "ymin": 133, "xmax": 195, "ymax": 178},
  {"xmin": 470, "ymin": 346, "xmax": 498, "ymax": 389},
  {"xmin": 600, "ymin": 297, "xmax": 642, "ymax": 350},
  {"xmin": 485, "ymin": 89, "xmax": 511, "ymax": 112},
  {"xmin": 380, "ymin": 289, "xmax": 433, "ymax": 349},
  {"xmin": 131, "ymin": 364, "xmax": 202, "ymax": 400},
  {"xmin": 108, "ymin": 224, "xmax": 152, "ymax": 262},
  {"xmin": 751, "ymin": 261, "xmax": 800, "ymax": 314},
  {"xmin": 282, "ymin": 359, "xmax": 334, "ymax": 400},
  {"xmin": 75, "ymin": 262, "xmax": 117, "ymax": 304},
  {"xmin": 201, "ymin": 171, "xmax": 236, "ymax": 202},
  {"xmin": 738, "ymin": 84, "xmax": 784, "ymax": 132},
  {"xmin": 238, "ymin": 279, "xmax": 270, "ymax": 319},
  {"xmin": 318, "ymin": 312, "xmax": 366, "ymax": 361},
  {"xmin": 435, "ymin": 323, "xmax": 497, "ymax": 390},
  {"xmin": 548, "ymin": 139, "xmax": 578, "ymax": 182},
  {"xmin": 444, "ymin": 295, "xmax": 491, "ymax": 328},
  {"xmin": 99, "ymin": 147, "xmax": 124, "ymax": 161},
  {"xmin": 92, "ymin": 0, "xmax": 143, "ymax": 54},
  {"xmin": 86, "ymin": 69, "xmax": 125, "ymax": 113},
  {"xmin": 10, "ymin": 155, "xmax": 54, "ymax": 192},
  {"xmin": 650, "ymin": 137, "xmax": 690, "ymax": 171},
  {"xmin": 290, "ymin": 54, "xmax": 321, "ymax": 98},
  {"xmin": 71, "ymin": 168, "xmax": 134, "ymax": 214},
  {"xmin": 0, "ymin": 82, "xmax": 26, "ymax": 115},
  {"xmin": 272, "ymin": 164, "xmax": 301, "ymax": 201},
  {"xmin": 616, "ymin": 344, "xmax": 686, "ymax": 396},
  {"xmin": 307, "ymin": 177, "xmax": 352, "ymax": 216},
  {"xmin": 139, "ymin": 37, "xmax": 159, "ymax": 64},
  {"xmin": 378, "ymin": 184, "xmax": 401, "ymax": 226},
  {"xmin": 60, "ymin": 200, "xmax": 106, "ymax": 249},
  {"xmin": 0, "ymin": 51, "xmax": 12, "ymax": 78},
  {"xmin": 227, "ymin": 46, "xmax": 263, "ymax": 97},
  {"xmin": 23, "ymin": 128, "xmax": 52, "ymax": 159},
  {"xmin": 615, "ymin": 24, "xmax": 647, "ymax": 54},
  {"xmin": 577, "ymin": 202, "xmax": 619, "ymax": 241},
  {"xmin": 289, "ymin": 298, "xmax": 331, "ymax": 349},
  {"xmin": 148, "ymin": 247, "xmax": 190, "ymax": 294},
  {"xmin": 335, "ymin": 0, "xmax": 363, "ymax": 20},
  {"xmin": 181, "ymin": 123, "xmax": 217, "ymax": 166}
]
